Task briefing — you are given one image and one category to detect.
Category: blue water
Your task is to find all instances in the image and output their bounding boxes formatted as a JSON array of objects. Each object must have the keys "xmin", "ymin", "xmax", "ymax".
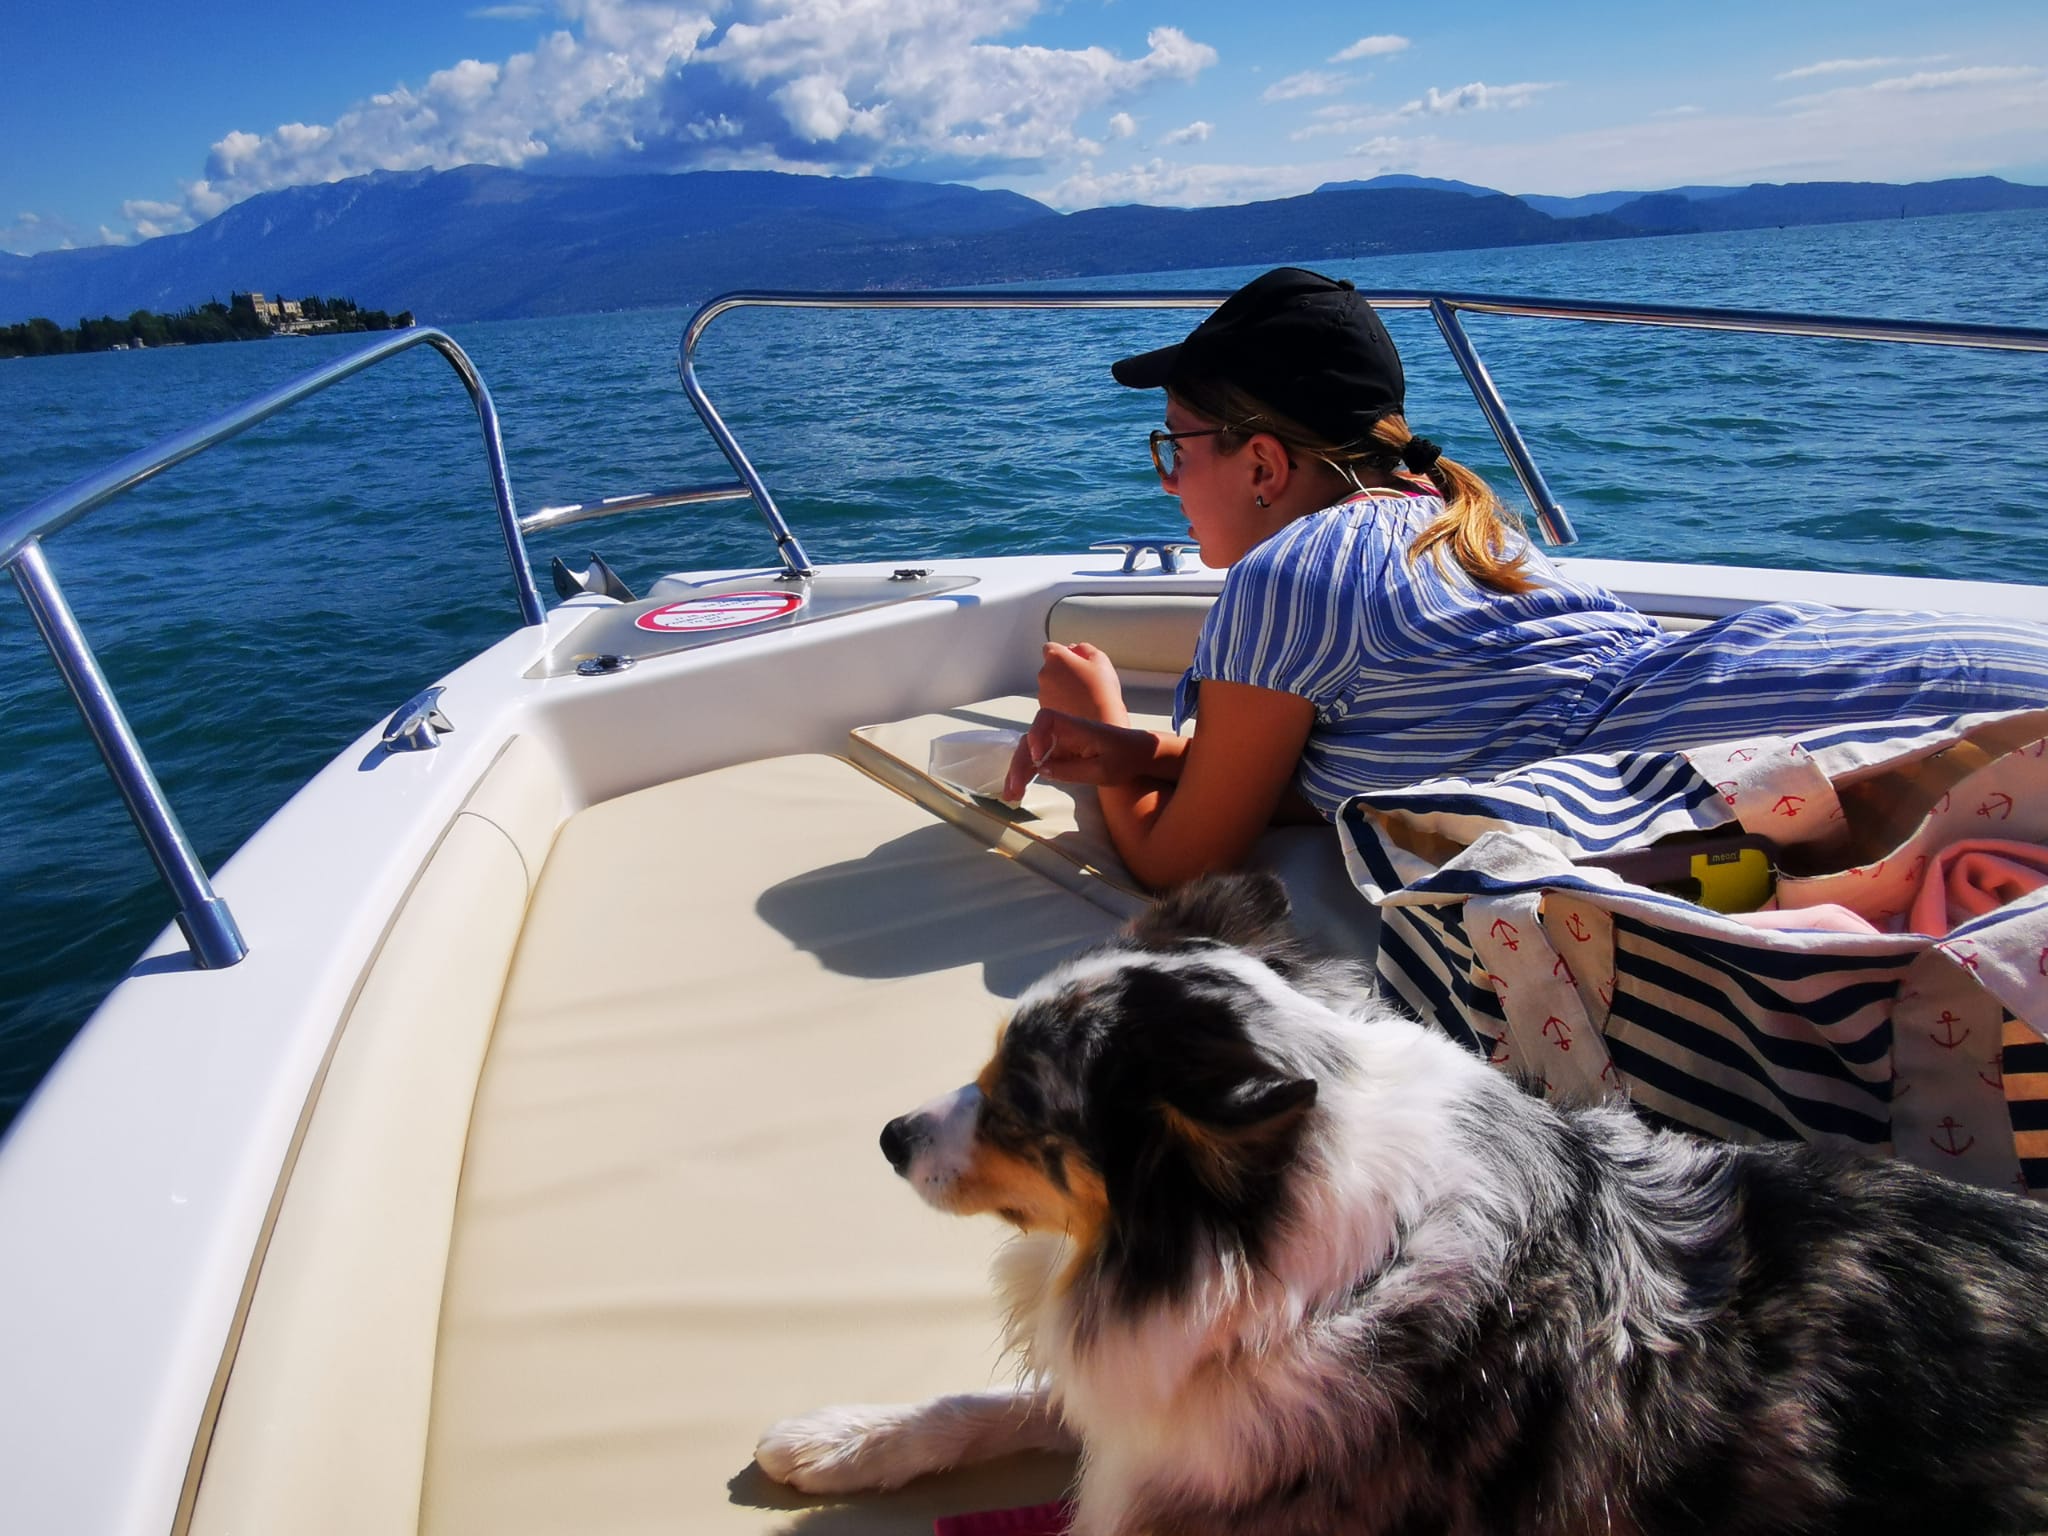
[{"xmin": 2, "ymin": 210, "xmax": 2046, "ymax": 1129}]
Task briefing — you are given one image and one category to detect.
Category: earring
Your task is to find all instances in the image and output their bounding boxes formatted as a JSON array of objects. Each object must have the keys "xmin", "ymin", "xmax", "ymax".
[{"xmin": 1254, "ymin": 494, "xmax": 1269, "ymax": 508}]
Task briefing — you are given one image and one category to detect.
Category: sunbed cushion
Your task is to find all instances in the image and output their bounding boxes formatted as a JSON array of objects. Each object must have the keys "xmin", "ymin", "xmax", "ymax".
[
  {"xmin": 420, "ymin": 754, "xmax": 1115, "ymax": 1535},
  {"xmin": 190, "ymin": 734, "xmax": 565, "ymax": 1536}
]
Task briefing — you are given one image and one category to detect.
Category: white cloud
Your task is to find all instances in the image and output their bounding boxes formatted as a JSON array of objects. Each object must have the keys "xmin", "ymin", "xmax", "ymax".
[
  {"xmin": 1775, "ymin": 56, "xmax": 1915, "ymax": 81},
  {"xmin": 1781, "ymin": 63, "xmax": 2042, "ymax": 109},
  {"xmin": 1158, "ymin": 120, "xmax": 1213, "ymax": 146},
  {"xmin": 1867, "ymin": 65, "xmax": 2041, "ymax": 93},
  {"xmin": 1330, "ymin": 35, "xmax": 1408, "ymax": 63},
  {"xmin": 115, "ymin": 0, "xmax": 1218, "ymax": 242},
  {"xmin": 1047, "ymin": 155, "xmax": 1319, "ymax": 209},
  {"xmin": 1400, "ymin": 80, "xmax": 1555, "ymax": 116},
  {"xmin": 468, "ymin": 4, "xmax": 543, "ymax": 18},
  {"xmin": 1262, "ymin": 70, "xmax": 1348, "ymax": 103},
  {"xmin": 1346, "ymin": 133, "xmax": 1423, "ymax": 164},
  {"xmin": 1653, "ymin": 104, "xmax": 1703, "ymax": 118}
]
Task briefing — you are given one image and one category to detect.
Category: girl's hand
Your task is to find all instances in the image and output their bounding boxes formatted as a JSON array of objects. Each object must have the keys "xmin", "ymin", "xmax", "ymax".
[
  {"xmin": 1036, "ymin": 641, "xmax": 1128, "ymax": 725},
  {"xmin": 1003, "ymin": 709, "xmax": 1157, "ymax": 802}
]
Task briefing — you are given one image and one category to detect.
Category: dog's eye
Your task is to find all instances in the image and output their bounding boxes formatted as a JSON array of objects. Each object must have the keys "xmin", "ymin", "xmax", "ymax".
[{"xmin": 1003, "ymin": 1079, "xmax": 1045, "ymax": 1125}]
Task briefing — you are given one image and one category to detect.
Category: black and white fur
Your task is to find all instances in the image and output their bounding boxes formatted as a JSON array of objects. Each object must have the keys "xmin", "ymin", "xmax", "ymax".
[{"xmin": 757, "ymin": 873, "xmax": 2048, "ymax": 1535}]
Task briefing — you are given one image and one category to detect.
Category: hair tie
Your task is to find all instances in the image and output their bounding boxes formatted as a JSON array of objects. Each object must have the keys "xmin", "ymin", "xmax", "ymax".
[{"xmin": 1400, "ymin": 435, "xmax": 1444, "ymax": 475}]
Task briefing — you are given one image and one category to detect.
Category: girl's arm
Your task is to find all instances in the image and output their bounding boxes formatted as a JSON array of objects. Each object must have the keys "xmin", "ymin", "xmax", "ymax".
[{"xmin": 1007, "ymin": 680, "xmax": 1316, "ymax": 891}]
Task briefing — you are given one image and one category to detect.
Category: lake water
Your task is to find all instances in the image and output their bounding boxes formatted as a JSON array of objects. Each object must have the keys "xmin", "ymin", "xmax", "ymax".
[{"xmin": 3, "ymin": 208, "xmax": 2046, "ymax": 1129}]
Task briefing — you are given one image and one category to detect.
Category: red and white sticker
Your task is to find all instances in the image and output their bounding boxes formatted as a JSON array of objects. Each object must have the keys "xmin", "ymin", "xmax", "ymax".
[{"xmin": 633, "ymin": 589, "xmax": 804, "ymax": 634}]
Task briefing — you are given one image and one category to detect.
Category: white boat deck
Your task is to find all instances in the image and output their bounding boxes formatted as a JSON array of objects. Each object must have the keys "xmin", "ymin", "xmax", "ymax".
[{"xmin": 4, "ymin": 550, "xmax": 2045, "ymax": 1535}]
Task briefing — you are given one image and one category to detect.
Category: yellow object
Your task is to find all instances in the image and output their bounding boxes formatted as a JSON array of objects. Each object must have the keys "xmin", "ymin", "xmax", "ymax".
[{"xmin": 1692, "ymin": 846, "xmax": 1774, "ymax": 913}]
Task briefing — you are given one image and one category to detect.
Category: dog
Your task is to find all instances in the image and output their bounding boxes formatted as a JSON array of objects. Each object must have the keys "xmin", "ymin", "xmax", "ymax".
[{"xmin": 756, "ymin": 872, "xmax": 2048, "ymax": 1534}]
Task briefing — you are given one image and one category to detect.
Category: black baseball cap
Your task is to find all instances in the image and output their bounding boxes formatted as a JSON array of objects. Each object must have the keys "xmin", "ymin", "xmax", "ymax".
[{"xmin": 1110, "ymin": 267, "xmax": 1404, "ymax": 445}]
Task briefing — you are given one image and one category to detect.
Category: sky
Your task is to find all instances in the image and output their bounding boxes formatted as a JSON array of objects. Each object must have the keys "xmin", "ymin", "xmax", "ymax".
[{"xmin": 3, "ymin": 0, "xmax": 2045, "ymax": 255}]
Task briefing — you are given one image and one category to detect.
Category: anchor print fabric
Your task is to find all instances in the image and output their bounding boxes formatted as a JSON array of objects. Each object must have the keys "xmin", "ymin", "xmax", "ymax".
[{"xmin": 1339, "ymin": 710, "xmax": 2048, "ymax": 1192}]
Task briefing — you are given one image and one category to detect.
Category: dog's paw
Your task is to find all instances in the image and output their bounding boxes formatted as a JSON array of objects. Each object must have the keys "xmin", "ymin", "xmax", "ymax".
[{"xmin": 755, "ymin": 1403, "xmax": 942, "ymax": 1495}]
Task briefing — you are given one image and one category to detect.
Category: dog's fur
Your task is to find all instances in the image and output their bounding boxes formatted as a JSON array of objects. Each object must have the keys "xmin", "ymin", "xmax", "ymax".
[{"xmin": 757, "ymin": 873, "xmax": 2048, "ymax": 1535}]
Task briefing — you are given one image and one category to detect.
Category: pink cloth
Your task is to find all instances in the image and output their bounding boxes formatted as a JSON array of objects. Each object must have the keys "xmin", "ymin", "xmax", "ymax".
[
  {"xmin": 1727, "ymin": 904, "xmax": 1882, "ymax": 935},
  {"xmin": 934, "ymin": 1501, "xmax": 1073, "ymax": 1536},
  {"xmin": 1907, "ymin": 839, "xmax": 2048, "ymax": 937}
]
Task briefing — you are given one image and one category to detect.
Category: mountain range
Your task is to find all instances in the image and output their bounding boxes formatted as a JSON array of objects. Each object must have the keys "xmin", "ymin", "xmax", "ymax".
[{"xmin": 3, "ymin": 167, "xmax": 2044, "ymax": 327}]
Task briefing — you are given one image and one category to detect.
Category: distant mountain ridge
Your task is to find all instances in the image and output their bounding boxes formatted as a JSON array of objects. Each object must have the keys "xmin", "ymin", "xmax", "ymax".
[{"xmin": 2, "ymin": 166, "xmax": 2044, "ymax": 327}]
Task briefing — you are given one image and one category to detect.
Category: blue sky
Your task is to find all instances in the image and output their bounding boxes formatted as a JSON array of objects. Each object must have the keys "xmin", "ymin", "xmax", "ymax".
[{"xmin": 4, "ymin": 0, "xmax": 2045, "ymax": 254}]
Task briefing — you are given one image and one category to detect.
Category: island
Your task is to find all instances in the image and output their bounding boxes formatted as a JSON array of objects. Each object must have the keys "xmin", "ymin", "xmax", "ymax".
[{"xmin": 1, "ymin": 293, "xmax": 415, "ymax": 358}]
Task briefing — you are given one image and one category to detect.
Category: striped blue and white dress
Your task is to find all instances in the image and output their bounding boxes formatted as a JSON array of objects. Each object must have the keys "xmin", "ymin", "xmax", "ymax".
[{"xmin": 1174, "ymin": 489, "xmax": 2048, "ymax": 819}]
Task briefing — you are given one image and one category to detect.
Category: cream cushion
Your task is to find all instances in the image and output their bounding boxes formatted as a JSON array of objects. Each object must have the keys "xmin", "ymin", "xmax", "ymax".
[
  {"xmin": 420, "ymin": 755, "xmax": 1115, "ymax": 1535},
  {"xmin": 190, "ymin": 736, "xmax": 565, "ymax": 1536},
  {"xmin": 1045, "ymin": 594, "xmax": 1213, "ymax": 677}
]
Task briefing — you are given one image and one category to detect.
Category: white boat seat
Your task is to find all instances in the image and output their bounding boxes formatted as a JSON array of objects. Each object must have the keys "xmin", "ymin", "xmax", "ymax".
[
  {"xmin": 420, "ymin": 754, "xmax": 1110, "ymax": 1534},
  {"xmin": 189, "ymin": 748, "xmax": 1114, "ymax": 1536},
  {"xmin": 190, "ymin": 734, "xmax": 566, "ymax": 1536}
]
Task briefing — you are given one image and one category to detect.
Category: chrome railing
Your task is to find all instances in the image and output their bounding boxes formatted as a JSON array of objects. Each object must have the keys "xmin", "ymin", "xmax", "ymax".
[
  {"xmin": 671, "ymin": 288, "xmax": 2048, "ymax": 576},
  {"xmin": 11, "ymin": 290, "xmax": 2048, "ymax": 969},
  {"xmin": 1, "ymin": 327, "xmax": 535, "ymax": 969}
]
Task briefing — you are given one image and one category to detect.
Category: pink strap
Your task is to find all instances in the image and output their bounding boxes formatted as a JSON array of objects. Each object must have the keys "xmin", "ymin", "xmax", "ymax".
[{"xmin": 934, "ymin": 1500, "xmax": 1074, "ymax": 1536}]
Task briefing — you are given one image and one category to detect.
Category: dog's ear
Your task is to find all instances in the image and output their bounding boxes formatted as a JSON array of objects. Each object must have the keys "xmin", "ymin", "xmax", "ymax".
[
  {"xmin": 1144, "ymin": 993, "xmax": 1318, "ymax": 1197},
  {"xmin": 1129, "ymin": 871, "xmax": 1295, "ymax": 957},
  {"xmin": 1085, "ymin": 965, "xmax": 1319, "ymax": 1300}
]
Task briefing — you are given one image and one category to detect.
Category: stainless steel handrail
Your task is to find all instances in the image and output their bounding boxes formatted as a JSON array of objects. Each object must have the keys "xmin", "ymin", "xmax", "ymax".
[
  {"xmin": 519, "ymin": 482, "xmax": 753, "ymax": 537},
  {"xmin": 674, "ymin": 287, "xmax": 2048, "ymax": 562},
  {"xmin": 1, "ymin": 326, "xmax": 540, "ymax": 970}
]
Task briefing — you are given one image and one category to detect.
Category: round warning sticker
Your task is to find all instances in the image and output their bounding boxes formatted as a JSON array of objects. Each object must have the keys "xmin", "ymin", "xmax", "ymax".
[{"xmin": 633, "ymin": 590, "xmax": 805, "ymax": 634}]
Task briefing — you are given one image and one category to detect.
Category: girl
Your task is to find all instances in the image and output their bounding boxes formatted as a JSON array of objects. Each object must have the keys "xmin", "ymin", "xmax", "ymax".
[{"xmin": 1004, "ymin": 267, "xmax": 2048, "ymax": 890}]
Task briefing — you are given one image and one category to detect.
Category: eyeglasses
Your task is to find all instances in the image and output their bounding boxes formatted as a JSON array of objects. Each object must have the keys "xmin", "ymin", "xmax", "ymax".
[{"xmin": 1148, "ymin": 427, "xmax": 1228, "ymax": 480}]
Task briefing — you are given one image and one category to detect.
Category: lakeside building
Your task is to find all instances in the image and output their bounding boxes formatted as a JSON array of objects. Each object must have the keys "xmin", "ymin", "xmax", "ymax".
[{"xmin": 245, "ymin": 293, "xmax": 309, "ymax": 333}]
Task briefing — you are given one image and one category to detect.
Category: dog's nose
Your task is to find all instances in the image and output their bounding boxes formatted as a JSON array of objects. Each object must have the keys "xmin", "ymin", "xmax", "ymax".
[{"xmin": 880, "ymin": 1115, "xmax": 918, "ymax": 1174}]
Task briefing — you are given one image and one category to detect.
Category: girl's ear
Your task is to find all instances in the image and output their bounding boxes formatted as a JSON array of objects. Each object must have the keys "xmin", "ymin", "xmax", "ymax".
[{"xmin": 1244, "ymin": 430, "xmax": 1294, "ymax": 495}]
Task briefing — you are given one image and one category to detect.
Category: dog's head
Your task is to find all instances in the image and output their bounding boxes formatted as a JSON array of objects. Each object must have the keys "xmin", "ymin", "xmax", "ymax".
[{"xmin": 880, "ymin": 872, "xmax": 1352, "ymax": 1303}]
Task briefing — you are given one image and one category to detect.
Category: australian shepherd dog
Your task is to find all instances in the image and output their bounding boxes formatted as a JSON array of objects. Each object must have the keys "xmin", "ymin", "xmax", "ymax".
[{"xmin": 757, "ymin": 873, "xmax": 2048, "ymax": 1534}]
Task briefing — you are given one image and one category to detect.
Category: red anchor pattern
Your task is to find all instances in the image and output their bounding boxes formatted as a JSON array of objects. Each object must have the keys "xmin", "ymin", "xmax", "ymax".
[
  {"xmin": 1600, "ymin": 1060, "xmax": 1621, "ymax": 1088},
  {"xmin": 1489, "ymin": 918, "xmax": 1520, "ymax": 951},
  {"xmin": 1565, "ymin": 912, "xmax": 1592, "ymax": 942},
  {"xmin": 1931, "ymin": 1117, "xmax": 1976, "ymax": 1158},
  {"xmin": 2032, "ymin": 738, "xmax": 2047, "ymax": 758},
  {"xmin": 1554, "ymin": 956, "xmax": 1576, "ymax": 984},
  {"xmin": 1982, "ymin": 1046, "xmax": 2005, "ymax": 1092},
  {"xmin": 1485, "ymin": 1032, "xmax": 1511, "ymax": 1066},
  {"xmin": 1598, "ymin": 980, "xmax": 1616, "ymax": 1009},
  {"xmin": 1772, "ymin": 794, "xmax": 1805, "ymax": 817},
  {"xmin": 1726, "ymin": 747, "xmax": 1757, "ymax": 764},
  {"xmin": 1907, "ymin": 855, "xmax": 1929, "ymax": 886},
  {"xmin": 1978, "ymin": 791, "xmax": 2015, "ymax": 821},
  {"xmin": 2038, "ymin": 945, "xmax": 2048, "ymax": 977},
  {"xmin": 1715, "ymin": 780, "xmax": 1739, "ymax": 806},
  {"xmin": 1941, "ymin": 941, "xmax": 1983, "ymax": 974},
  {"xmin": 1484, "ymin": 972, "xmax": 1508, "ymax": 993},
  {"xmin": 1935, "ymin": 791, "xmax": 1952, "ymax": 814},
  {"xmin": 1928, "ymin": 1011, "xmax": 1969, "ymax": 1050},
  {"xmin": 1542, "ymin": 1015, "xmax": 1573, "ymax": 1051}
]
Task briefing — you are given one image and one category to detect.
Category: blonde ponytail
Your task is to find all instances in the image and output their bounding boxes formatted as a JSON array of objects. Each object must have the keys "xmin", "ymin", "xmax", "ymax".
[
  {"xmin": 1167, "ymin": 383, "xmax": 1536, "ymax": 596},
  {"xmin": 1381, "ymin": 417, "xmax": 1536, "ymax": 596}
]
